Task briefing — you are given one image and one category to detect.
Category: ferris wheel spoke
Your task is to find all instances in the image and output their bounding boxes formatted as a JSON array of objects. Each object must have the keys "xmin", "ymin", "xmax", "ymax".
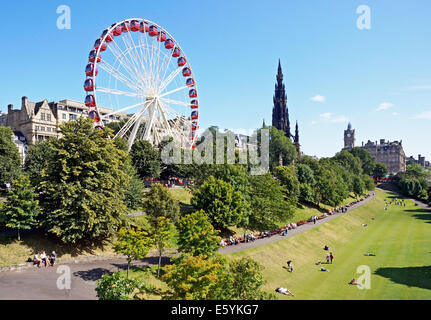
[
  {"xmin": 123, "ymin": 30, "xmax": 151, "ymax": 89},
  {"xmin": 116, "ymin": 99, "xmax": 153, "ymax": 139},
  {"xmin": 159, "ymin": 97, "xmax": 191, "ymax": 107},
  {"xmin": 157, "ymin": 50, "xmax": 174, "ymax": 92},
  {"xmin": 109, "ymin": 36, "xmax": 145, "ymax": 87},
  {"xmin": 101, "ymin": 101, "xmax": 147, "ymax": 118},
  {"xmin": 159, "ymin": 86, "xmax": 188, "ymax": 98},
  {"xmin": 98, "ymin": 60, "xmax": 142, "ymax": 93},
  {"xmin": 96, "ymin": 87, "xmax": 145, "ymax": 99},
  {"xmin": 157, "ymin": 67, "xmax": 183, "ymax": 94}
]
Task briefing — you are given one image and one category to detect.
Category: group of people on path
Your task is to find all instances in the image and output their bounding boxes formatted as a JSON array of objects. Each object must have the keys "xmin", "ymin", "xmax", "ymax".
[{"xmin": 33, "ymin": 251, "xmax": 56, "ymax": 268}]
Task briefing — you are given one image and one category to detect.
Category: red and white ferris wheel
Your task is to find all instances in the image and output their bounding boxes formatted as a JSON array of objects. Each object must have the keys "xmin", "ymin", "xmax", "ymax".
[{"xmin": 83, "ymin": 18, "xmax": 199, "ymax": 149}]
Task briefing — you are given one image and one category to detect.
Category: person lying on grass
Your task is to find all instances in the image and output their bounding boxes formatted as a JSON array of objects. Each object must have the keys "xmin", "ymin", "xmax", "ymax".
[
  {"xmin": 276, "ymin": 287, "xmax": 294, "ymax": 296},
  {"xmin": 349, "ymin": 279, "xmax": 361, "ymax": 287},
  {"xmin": 364, "ymin": 253, "xmax": 376, "ymax": 256},
  {"xmin": 320, "ymin": 267, "xmax": 330, "ymax": 272}
]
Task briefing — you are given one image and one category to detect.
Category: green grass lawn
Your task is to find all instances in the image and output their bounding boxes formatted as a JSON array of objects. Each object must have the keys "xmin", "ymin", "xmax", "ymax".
[
  {"xmin": 168, "ymin": 188, "xmax": 192, "ymax": 205},
  {"xmin": 228, "ymin": 188, "xmax": 431, "ymax": 299}
]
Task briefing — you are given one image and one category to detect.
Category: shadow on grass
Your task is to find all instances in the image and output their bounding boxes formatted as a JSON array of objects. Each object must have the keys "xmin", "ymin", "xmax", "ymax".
[
  {"xmin": 0, "ymin": 229, "xmax": 112, "ymax": 259},
  {"xmin": 374, "ymin": 266, "xmax": 431, "ymax": 290},
  {"xmin": 403, "ymin": 208, "xmax": 431, "ymax": 224},
  {"xmin": 111, "ymin": 256, "xmax": 171, "ymax": 271}
]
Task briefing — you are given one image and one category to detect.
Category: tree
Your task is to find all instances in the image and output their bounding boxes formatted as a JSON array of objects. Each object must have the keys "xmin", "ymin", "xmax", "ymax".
[
  {"xmin": 142, "ymin": 183, "xmax": 180, "ymax": 226},
  {"xmin": 24, "ymin": 139, "xmax": 55, "ymax": 186},
  {"xmin": 297, "ymin": 163, "xmax": 316, "ymax": 186},
  {"xmin": 299, "ymin": 183, "xmax": 316, "ymax": 204},
  {"xmin": 373, "ymin": 162, "xmax": 388, "ymax": 178},
  {"xmin": 191, "ymin": 176, "xmax": 247, "ymax": 229},
  {"xmin": 247, "ymin": 173, "xmax": 294, "ymax": 230},
  {"xmin": 268, "ymin": 127, "xmax": 297, "ymax": 170},
  {"xmin": 348, "ymin": 147, "xmax": 376, "ymax": 176},
  {"xmin": 352, "ymin": 176, "xmax": 365, "ymax": 198},
  {"xmin": 0, "ymin": 174, "xmax": 40, "ymax": 240},
  {"xmin": 225, "ymin": 257, "xmax": 269, "ymax": 300},
  {"xmin": 162, "ymin": 254, "xmax": 228, "ymax": 300},
  {"xmin": 333, "ymin": 150, "xmax": 363, "ymax": 176},
  {"xmin": 154, "ymin": 217, "xmax": 176, "ymax": 277},
  {"xmin": 114, "ymin": 227, "xmax": 154, "ymax": 278},
  {"xmin": 130, "ymin": 140, "xmax": 161, "ymax": 179},
  {"xmin": 362, "ymin": 174, "xmax": 375, "ymax": 191},
  {"xmin": 38, "ymin": 117, "xmax": 129, "ymax": 243},
  {"xmin": 0, "ymin": 126, "xmax": 21, "ymax": 184},
  {"xmin": 95, "ymin": 272, "xmax": 142, "ymax": 300},
  {"xmin": 274, "ymin": 165, "xmax": 300, "ymax": 204},
  {"xmin": 177, "ymin": 210, "xmax": 220, "ymax": 257},
  {"xmin": 315, "ymin": 161, "xmax": 349, "ymax": 206}
]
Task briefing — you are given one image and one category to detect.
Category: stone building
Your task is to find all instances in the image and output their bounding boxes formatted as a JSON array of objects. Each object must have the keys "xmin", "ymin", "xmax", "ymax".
[
  {"xmin": 2, "ymin": 96, "xmax": 127, "ymax": 146},
  {"xmin": 342, "ymin": 123, "xmax": 406, "ymax": 174}
]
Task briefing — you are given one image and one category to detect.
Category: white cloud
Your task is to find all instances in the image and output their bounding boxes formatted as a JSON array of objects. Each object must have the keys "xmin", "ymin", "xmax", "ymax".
[
  {"xmin": 376, "ymin": 102, "xmax": 394, "ymax": 111},
  {"xmin": 411, "ymin": 110, "xmax": 431, "ymax": 120},
  {"xmin": 320, "ymin": 112, "xmax": 332, "ymax": 119},
  {"xmin": 392, "ymin": 112, "xmax": 399, "ymax": 116},
  {"xmin": 409, "ymin": 85, "xmax": 431, "ymax": 90},
  {"xmin": 315, "ymin": 112, "xmax": 349, "ymax": 124},
  {"xmin": 311, "ymin": 95, "xmax": 326, "ymax": 102}
]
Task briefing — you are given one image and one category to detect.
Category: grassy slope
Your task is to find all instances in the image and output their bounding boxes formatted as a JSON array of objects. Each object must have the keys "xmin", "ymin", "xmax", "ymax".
[{"xmin": 228, "ymin": 189, "xmax": 431, "ymax": 299}]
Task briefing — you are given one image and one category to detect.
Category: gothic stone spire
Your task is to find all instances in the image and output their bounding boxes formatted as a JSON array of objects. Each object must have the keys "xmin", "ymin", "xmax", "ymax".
[{"xmin": 272, "ymin": 60, "xmax": 291, "ymax": 139}]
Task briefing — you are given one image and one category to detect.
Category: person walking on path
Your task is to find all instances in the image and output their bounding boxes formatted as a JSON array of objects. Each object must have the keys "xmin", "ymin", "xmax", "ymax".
[
  {"xmin": 326, "ymin": 253, "xmax": 330, "ymax": 264},
  {"xmin": 330, "ymin": 252, "xmax": 334, "ymax": 264}
]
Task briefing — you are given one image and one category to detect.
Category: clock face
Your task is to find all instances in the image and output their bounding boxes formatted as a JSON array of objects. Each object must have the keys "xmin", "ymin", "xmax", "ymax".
[{"xmin": 347, "ymin": 133, "xmax": 351, "ymax": 137}]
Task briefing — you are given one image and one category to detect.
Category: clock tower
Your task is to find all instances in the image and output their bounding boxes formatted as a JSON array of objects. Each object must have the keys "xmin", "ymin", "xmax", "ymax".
[{"xmin": 344, "ymin": 122, "xmax": 355, "ymax": 149}]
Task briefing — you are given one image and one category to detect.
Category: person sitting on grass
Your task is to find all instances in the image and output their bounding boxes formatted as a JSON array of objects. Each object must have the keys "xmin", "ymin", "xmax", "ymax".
[
  {"xmin": 315, "ymin": 260, "xmax": 322, "ymax": 265},
  {"xmin": 33, "ymin": 253, "xmax": 41, "ymax": 268},
  {"xmin": 276, "ymin": 287, "xmax": 294, "ymax": 296},
  {"xmin": 287, "ymin": 260, "xmax": 293, "ymax": 272}
]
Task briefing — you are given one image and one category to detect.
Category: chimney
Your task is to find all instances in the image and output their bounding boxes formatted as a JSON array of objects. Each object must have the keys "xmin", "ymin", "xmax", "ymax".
[
  {"xmin": 22, "ymin": 96, "xmax": 28, "ymax": 108},
  {"xmin": 380, "ymin": 139, "xmax": 385, "ymax": 145},
  {"xmin": 7, "ymin": 104, "xmax": 13, "ymax": 112}
]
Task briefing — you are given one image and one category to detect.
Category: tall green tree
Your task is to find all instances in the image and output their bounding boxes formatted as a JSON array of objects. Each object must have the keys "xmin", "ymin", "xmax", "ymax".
[
  {"xmin": 130, "ymin": 140, "xmax": 161, "ymax": 179},
  {"xmin": 247, "ymin": 173, "xmax": 294, "ymax": 230},
  {"xmin": 114, "ymin": 227, "xmax": 154, "ymax": 278},
  {"xmin": 348, "ymin": 147, "xmax": 376, "ymax": 176},
  {"xmin": 24, "ymin": 139, "xmax": 56, "ymax": 187},
  {"xmin": 268, "ymin": 127, "xmax": 297, "ymax": 170},
  {"xmin": 0, "ymin": 174, "xmax": 40, "ymax": 240},
  {"xmin": 373, "ymin": 162, "xmax": 388, "ymax": 178},
  {"xmin": 177, "ymin": 210, "xmax": 220, "ymax": 257},
  {"xmin": 153, "ymin": 217, "xmax": 176, "ymax": 277},
  {"xmin": 38, "ymin": 117, "xmax": 129, "ymax": 243},
  {"xmin": 352, "ymin": 176, "xmax": 366, "ymax": 198},
  {"xmin": 142, "ymin": 183, "xmax": 180, "ymax": 226},
  {"xmin": 0, "ymin": 126, "xmax": 21, "ymax": 184},
  {"xmin": 162, "ymin": 254, "xmax": 228, "ymax": 300},
  {"xmin": 274, "ymin": 165, "xmax": 300, "ymax": 204},
  {"xmin": 191, "ymin": 176, "xmax": 247, "ymax": 229}
]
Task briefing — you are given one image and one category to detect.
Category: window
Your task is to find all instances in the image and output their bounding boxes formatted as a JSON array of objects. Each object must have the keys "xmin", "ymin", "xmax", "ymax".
[
  {"xmin": 62, "ymin": 113, "xmax": 66, "ymax": 119},
  {"xmin": 40, "ymin": 126, "xmax": 45, "ymax": 131},
  {"xmin": 47, "ymin": 114, "xmax": 51, "ymax": 122},
  {"xmin": 35, "ymin": 126, "xmax": 39, "ymax": 131},
  {"xmin": 41, "ymin": 113, "xmax": 46, "ymax": 121},
  {"xmin": 47, "ymin": 127, "xmax": 51, "ymax": 132},
  {"xmin": 69, "ymin": 114, "xmax": 77, "ymax": 120}
]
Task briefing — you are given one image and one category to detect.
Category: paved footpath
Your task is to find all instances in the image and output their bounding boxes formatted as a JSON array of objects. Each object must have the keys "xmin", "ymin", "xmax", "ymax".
[
  {"xmin": 0, "ymin": 192, "xmax": 376, "ymax": 300},
  {"xmin": 219, "ymin": 191, "xmax": 376, "ymax": 254}
]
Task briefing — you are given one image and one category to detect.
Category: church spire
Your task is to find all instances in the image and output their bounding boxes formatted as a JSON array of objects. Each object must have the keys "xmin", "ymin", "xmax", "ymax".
[
  {"xmin": 277, "ymin": 59, "xmax": 283, "ymax": 83},
  {"xmin": 294, "ymin": 121, "xmax": 299, "ymax": 143}
]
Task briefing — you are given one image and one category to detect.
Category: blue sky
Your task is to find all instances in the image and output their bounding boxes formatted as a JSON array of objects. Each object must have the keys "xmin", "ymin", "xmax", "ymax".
[{"xmin": 1, "ymin": 0, "xmax": 430, "ymax": 160}]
